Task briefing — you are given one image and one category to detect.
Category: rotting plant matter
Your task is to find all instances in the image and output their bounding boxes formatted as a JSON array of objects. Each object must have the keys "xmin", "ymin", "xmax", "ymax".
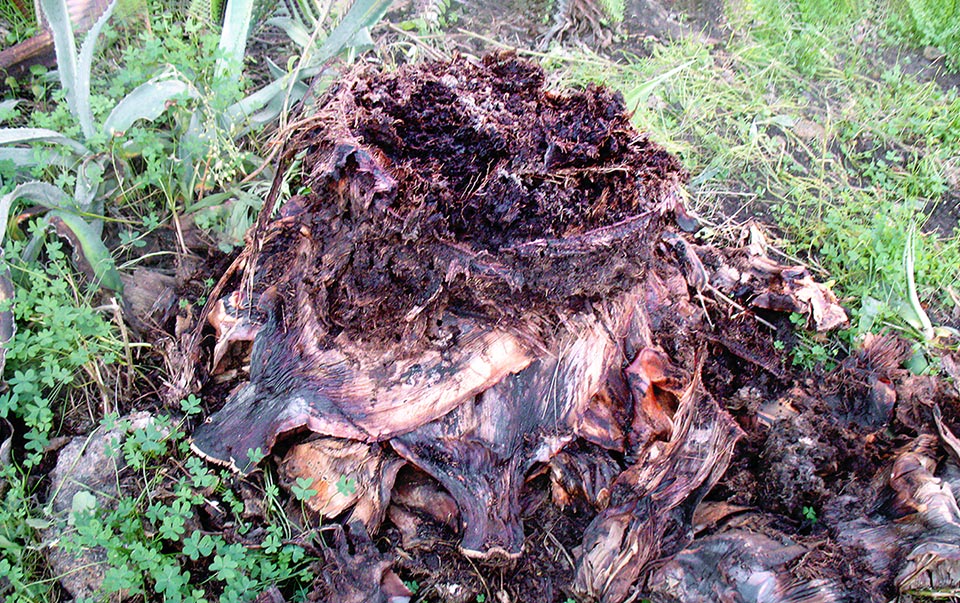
[{"xmin": 172, "ymin": 53, "xmax": 886, "ymax": 602}]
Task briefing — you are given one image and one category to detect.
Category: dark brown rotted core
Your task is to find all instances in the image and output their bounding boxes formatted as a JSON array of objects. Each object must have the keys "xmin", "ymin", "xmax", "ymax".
[{"xmin": 253, "ymin": 52, "xmax": 687, "ymax": 347}]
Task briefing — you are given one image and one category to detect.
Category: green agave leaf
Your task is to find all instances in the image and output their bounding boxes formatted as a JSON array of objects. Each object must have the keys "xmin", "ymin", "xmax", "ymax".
[
  {"xmin": 45, "ymin": 210, "xmax": 123, "ymax": 293},
  {"xmin": 76, "ymin": 0, "xmax": 118, "ymax": 140},
  {"xmin": 73, "ymin": 156, "xmax": 107, "ymax": 218},
  {"xmin": 0, "ymin": 182, "xmax": 73, "ymax": 246},
  {"xmin": 39, "ymin": 0, "xmax": 82, "ymax": 134},
  {"xmin": 186, "ymin": 190, "xmax": 234, "ymax": 213},
  {"xmin": 0, "ymin": 127, "xmax": 88, "ymax": 154},
  {"xmin": 0, "ymin": 418, "xmax": 12, "ymax": 468},
  {"xmin": 267, "ymin": 16, "xmax": 313, "ymax": 48},
  {"xmin": 177, "ymin": 113, "xmax": 204, "ymax": 203},
  {"xmin": 312, "ymin": 0, "xmax": 392, "ymax": 65},
  {"xmin": 0, "ymin": 248, "xmax": 15, "ymax": 383},
  {"xmin": 225, "ymin": 74, "xmax": 311, "ymax": 134},
  {"xmin": 225, "ymin": 0, "xmax": 388, "ymax": 133},
  {"xmin": 0, "ymin": 148, "xmax": 69, "ymax": 169},
  {"xmin": 264, "ymin": 56, "xmax": 288, "ymax": 79},
  {"xmin": 350, "ymin": 26, "xmax": 376, "ymax": 52},
  {"xmin": 215, "ymin": 0, "xmax": 256, "ymax": 85},
  {"xmin": 102, "ymin": 78, "xmax": 194, "ymax": 136},
  {"xmin": 0, "ymin": 100, "xmax": 20, "ymax": 125},
  {"xmin": 225, "ymin": 76, "xmax": 293, "ymax": 126},
  {"xmin": 247, "ymin": 79, "xmax": 310, "ymax": 129},
  {"xmin": 903, "ymin": 227, "xmax": 934, "ymax": 341},
  {"xmin": 292, "ymin": 0, "xmax": 331, "ymax": 25}
]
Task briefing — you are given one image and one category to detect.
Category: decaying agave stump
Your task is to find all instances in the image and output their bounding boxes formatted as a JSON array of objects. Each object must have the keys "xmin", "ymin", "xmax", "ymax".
[{"xmin": 183, "ymin": 54, "xmax": 848, "ymax": 602}]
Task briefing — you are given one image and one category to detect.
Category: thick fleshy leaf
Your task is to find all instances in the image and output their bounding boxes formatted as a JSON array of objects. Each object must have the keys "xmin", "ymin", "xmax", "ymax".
[
  {"xmin": 264, "ymin": 56, "xmax": 287, "ymax": 79},
  {"xmin": 291, "ymin": 0, "xmax": 332, "ymax": 25},
  {"xmin": 176, "ymin": 113, "xmax": 204, "ymax": 201},
  {"xmin": 903, "ymin": 227, "xmax": 934, "ymax": 341},
  {"xmin": 225, "ymin": 77, "xmax": 289, "ymax": 126},
  {"xmin": 102, "ymin": 78, "xmax": 193, "ymax": 136},
  {"xmin": 214, "ymin": 0, "xmax": 256, "ymax": 85},
  {"xmin": 0, "ymin": 258, "xmax": 14, "ymax": 380},
  {"xmin": 227, "ymin": 75, "xmax": 311, "ymax": 134},
  {"xmin": 0, "ymin": 182, "xmax": 74, "ymax": 246},
  {"xmin": 39, "ymin": 0, "xmax": 82, "ymax": 134},
  {"xmin": 45, "ymin": 210, "xmax": 123, "ymax": 292},
  {"xmin": 224, "ymin": 0, "xmax": 388, "ymax": 133},
  {"xmin": 76, "ymin": 0, "xmax": 117, "ymax": 140},
  {"xmin": 0, "ymin": 419, "xmax": 11, "ymax": 469},
  {"xmin": 0, "ymin": 128, "xmax": 88, "ymax": 154},
  {"xmin": 312, "ymin": 0, "xmax": 392, "ymax": 65},
  {"xmin": 266, "ymin": 16, "xmax": 312, "ymax": 48},
  {"xmin": 0, "ymin": 148, "xmax": 69, "ymax": 169},
  {"xmin": 0, "ymin": 100, "xmax": 20, "ymax": 125},
  {"xmin": 73, "ymin": 157, "xmax": 107, "ymax": 231}
]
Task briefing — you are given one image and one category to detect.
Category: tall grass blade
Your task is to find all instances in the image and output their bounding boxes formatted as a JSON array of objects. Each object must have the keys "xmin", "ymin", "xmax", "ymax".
[{"xmin": 623, "ymin": 60, "xmax": 694, "ymax": 115}]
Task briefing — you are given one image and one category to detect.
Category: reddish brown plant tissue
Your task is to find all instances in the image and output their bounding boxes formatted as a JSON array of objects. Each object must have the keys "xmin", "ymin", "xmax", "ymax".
[{"xmin": 178, "ymin": 54, "xmax": 960, "ymax": 602}]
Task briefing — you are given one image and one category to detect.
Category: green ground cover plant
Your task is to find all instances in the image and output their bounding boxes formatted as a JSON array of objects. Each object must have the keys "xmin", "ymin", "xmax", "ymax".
[
  {"xmin": 0, "ymin": 1, "xmax": 391, "ymax": 600},
  {"xmin": 892, "ymin": 0, "xmax": 960, "ymax": 68}
]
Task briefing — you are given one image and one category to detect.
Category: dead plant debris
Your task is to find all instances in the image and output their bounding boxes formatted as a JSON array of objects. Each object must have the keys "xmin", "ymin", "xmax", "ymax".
[{"xmin": 158, "ymin": 54, "xmax": 960, "ymax": 603}]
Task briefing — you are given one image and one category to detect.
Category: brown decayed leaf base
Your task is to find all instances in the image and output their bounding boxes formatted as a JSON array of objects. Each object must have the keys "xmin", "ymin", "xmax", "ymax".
[{"xmin": 174, "ymin": 54, "xmax": 959, "ymax": 603}]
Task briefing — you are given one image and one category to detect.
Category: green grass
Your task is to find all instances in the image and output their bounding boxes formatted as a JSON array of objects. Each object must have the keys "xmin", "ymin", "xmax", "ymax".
[
  {"xmin": 545, "ymin": 0, "xmax": 960, "ymax": 369},
  {"xmin": 0, "ymin": 0, "xmax": 38, "ymax": 46},
  {"xmin": 890, "ymin": 0, "xmax": 960, "ymax": 69}
]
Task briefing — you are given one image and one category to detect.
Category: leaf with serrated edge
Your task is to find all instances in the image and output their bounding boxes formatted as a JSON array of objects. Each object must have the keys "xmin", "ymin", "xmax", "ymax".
[
  {"xmin": 76, "ymin": 0, "xmax": 118, "ymax": 140},
  {"xmin": 0, "ymin": 148, "xmax": 68, "ymax": 169},
  {"xmin": 215, "ymin": 0, "xmax": 256, "ymax": 84},
  {"xmin": 39, "ymin": 0, "xmax": 81, "ymax": 133},
  {"xmin": 266, "ymin": 16, "xmax": 313, "ymax": 48},
  {"xmin": 312, "ymin": 0, "xmax": 392, "ymax": 65},
  {"xmin": 0, "ymin": 127, "xmax": 88, "ymax": 154}
]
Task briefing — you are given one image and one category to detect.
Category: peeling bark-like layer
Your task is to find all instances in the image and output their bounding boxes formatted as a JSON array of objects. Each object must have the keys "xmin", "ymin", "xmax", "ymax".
[{"xmin": 176, "ymin": 55, "xmax": 894, "ymax": 603}]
